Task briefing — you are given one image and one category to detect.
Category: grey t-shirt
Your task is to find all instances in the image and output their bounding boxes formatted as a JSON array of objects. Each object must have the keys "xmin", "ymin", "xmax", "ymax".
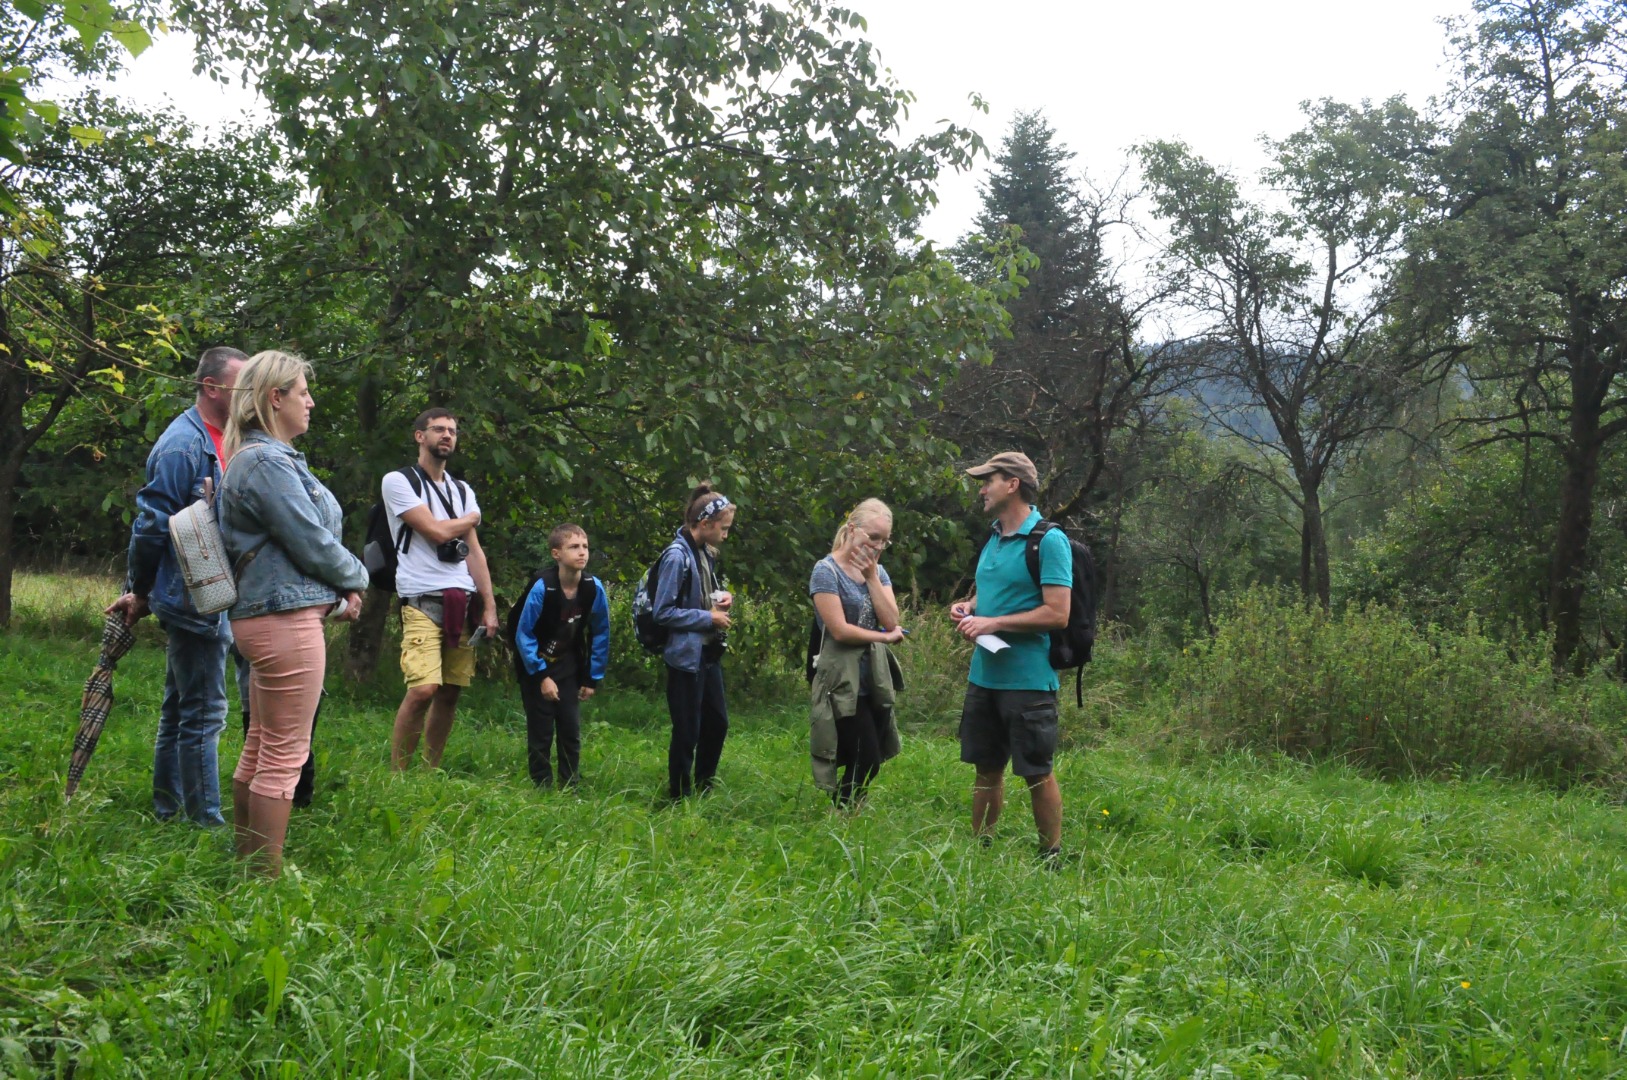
[{"xmin": 809, "ymin": 556, "xmax": 892, "ymax": 692}]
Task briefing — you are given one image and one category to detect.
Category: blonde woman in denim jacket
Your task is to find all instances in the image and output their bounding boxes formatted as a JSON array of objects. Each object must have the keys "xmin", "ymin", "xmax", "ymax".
[{"xmin": 217, "ymin": 350, "xmax": 368, "ymax": 877}]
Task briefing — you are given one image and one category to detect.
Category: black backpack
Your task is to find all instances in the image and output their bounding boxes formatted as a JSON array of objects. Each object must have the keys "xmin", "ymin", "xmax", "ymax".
[
  {"xmin": 631, "ymin": 549, "xmax": 691, "ymax": 654},
  {"xmin": 505, "ymin": 567, "xmax": 549, "ymax": 649},
  {"xmin": 361, "ymin": 466, "xmax": 470, "ymax": 593},
  {"xmin": 505, "ymin": 567, "xmax": 600, "ymax": 657},
  {"xmin": 979, "ymin": 519, "xmax": 1098, "ymax": 706}
]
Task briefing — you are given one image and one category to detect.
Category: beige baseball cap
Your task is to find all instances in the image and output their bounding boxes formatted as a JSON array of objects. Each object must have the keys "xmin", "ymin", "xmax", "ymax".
[{"xmin": 965, "ymin": 451, "xmax": 1038, "ymax": 487}]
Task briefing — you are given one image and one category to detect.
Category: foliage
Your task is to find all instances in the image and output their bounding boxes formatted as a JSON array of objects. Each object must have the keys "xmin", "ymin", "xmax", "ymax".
[
  {"xmin": 0, "ymin": 94, "xmax": 294, "ymax": 625},
  {"xmin": 1139, "ymin": 96, "xmax": 1431, "ymax": 608},
  {"xmin": 1338, "ymin": 434, "xmax": 1554, "ymax": 634},
  {"xmin": 162, "ymin": 0, "xmax": 1021, "ymax": 676},
  {"xmin": 938, "ymin": 111, "xmax": 1180, "ymax": 548},
  {"xmin": 1117, "ymin": 418, "xmax": 1298, "ymax": 637},
  {"xmin": 11, "ymin": 0, "xmax": 1627, "ymax": 705},
  {"xmin": 0, "ymin": 0, "xmax": 154, "ymax": 192},
  {"xmin": 1340, "ymin": 420, "xmax": 1627, "ymax": 671},
  {"xmin": 1397, "ymin": 0, "xmax": 1627, "ymax": 670},
  {"xmin": 1177, "ymin": 589, "xmax": 1627, "ymax": 783}
]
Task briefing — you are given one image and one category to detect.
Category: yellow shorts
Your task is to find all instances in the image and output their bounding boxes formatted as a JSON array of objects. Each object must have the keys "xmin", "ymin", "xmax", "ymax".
[{"xmin": 400, "ymin": 604, "xmax": 476, "ymax": 688}]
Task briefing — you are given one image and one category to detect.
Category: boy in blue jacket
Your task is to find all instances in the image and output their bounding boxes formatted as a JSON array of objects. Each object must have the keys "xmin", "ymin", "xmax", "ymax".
[{"xmin": 510, "ymin": 524, "xmax": 611, "ymax": 788}]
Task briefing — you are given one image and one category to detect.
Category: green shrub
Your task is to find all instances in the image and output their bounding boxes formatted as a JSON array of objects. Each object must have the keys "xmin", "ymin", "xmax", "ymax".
[
  {"xmin": 1174, "ymin": 590, "xmax": 1626, "ymax": 785},
  {"xmin": 598, "ymin": 580, "xmax": 805, "ymax": 705}
]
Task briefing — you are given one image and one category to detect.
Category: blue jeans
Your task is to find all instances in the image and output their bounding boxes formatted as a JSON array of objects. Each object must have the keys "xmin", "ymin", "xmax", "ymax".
[{"xmin": 152, "ymin": 622, "xmax": 230, "ymax": 825}]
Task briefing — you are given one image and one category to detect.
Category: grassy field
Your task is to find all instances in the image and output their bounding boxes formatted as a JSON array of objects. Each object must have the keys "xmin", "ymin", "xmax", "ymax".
[{"xmin": 4, "ymin": 578, "xmax": 1627, "ymax": 1076}]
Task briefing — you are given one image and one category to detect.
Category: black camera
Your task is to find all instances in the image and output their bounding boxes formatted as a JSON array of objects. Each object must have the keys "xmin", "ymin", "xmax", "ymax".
[{"xmin": 436, "ymin": 537, "xmax": 469, "ymax": 563}]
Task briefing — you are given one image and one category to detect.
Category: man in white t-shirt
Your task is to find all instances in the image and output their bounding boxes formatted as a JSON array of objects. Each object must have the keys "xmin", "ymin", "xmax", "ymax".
[{"xmin": 385, "ymin": 408, "xmax": 500, "ymax": 770}]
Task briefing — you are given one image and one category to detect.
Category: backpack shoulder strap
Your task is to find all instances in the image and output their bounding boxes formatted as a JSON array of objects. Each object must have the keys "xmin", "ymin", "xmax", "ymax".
[
  {"xmin": 653, "ymin": 541, "xmax": 693, "ymax": 596},
  {"xmin": 1024, "ymin": 520, "xmax": 1057, "ymax": 589},
  {"xmin": 393, "ymin": 466, "xmax": 425, "ymax": 553}
]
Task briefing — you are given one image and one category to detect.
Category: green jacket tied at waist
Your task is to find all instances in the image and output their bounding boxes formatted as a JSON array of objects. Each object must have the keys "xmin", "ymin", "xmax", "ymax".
[{"xmin": 808, "ymin": 633, "xmax": 903, "ymax": 793}]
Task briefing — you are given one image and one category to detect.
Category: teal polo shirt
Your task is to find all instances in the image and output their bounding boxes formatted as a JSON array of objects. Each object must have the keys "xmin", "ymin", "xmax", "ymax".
[{"xmin": 969, "ymin": 508, "xmax": 1074, "ymax": 691}]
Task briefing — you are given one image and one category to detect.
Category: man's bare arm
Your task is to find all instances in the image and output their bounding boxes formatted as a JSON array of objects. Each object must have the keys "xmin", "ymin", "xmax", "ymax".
[
  {"xmin": 397, "ymin": 504, "xmax": 479, "ymax": 545},
  {"xmin": 956, "ymin": 585, "xmax": 1069, "ymax": 639},
  {"xmin": 464, "ymin": 528, "xmax": 499, "ymax": 633}
]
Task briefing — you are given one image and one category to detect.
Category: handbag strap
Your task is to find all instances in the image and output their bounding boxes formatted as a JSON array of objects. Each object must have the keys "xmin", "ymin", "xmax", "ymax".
[{"xmin": 232, "ymin": 538, "xmax": 270, "ymax": 578}]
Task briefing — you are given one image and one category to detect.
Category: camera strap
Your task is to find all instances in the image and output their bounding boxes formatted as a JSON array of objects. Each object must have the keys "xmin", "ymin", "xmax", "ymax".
[{"xmin": 412, "ymin": 465, "xmax": 464, "ymax": 519}]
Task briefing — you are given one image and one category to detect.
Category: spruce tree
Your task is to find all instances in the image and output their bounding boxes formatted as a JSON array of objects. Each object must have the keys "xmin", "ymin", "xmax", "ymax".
[
  {"xmin": 938, "ymin": 110, "xmax": 1179, "ymax": 600},
  {"xmin": 960, "ymin": 111, "xmax": 1101, "ymax": 336}
]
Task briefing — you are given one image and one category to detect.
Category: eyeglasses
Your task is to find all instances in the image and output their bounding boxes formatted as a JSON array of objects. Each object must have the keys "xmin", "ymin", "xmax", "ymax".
[
  {"xmin": 866, "ymin": 531, "xmax": 892, "ymax": 549},
  {"xmin": 426, "ymin": 425, "xmax": 458, "ymax": 436}
]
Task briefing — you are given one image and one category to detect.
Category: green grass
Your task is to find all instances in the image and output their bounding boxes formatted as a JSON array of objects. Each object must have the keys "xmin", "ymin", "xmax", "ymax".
[{"xmin": 4, "ymin": 580, "xmax": 1627, "ymax": 1076}]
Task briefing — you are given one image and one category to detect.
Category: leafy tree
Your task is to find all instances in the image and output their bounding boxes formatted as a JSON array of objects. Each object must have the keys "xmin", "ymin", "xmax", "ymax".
[
  {"xmin": 0, "ymin": 95, "xmax": 293, "ymax": 624},
  {"xmin": 1399, "ymin": 0, "xmax": 1627, "ymax": 670},
  {"xmin": 172, "ymin": 0, "xmax": 1017, "ymax": 675},
  {"xmin": 0, "ymin": 0, "xmax": 154, "ymax": 198},
  {"xmin": 1338, "ymin": 431, "xmax": 1561, "ymax": 638},
  {"xmin": 1120, "ymin": 425, "xmax": 1292, "ymax": 637},
  {"xmin": 1139, "ymin": 96, "xmax": 1430, "ymax": 608}
]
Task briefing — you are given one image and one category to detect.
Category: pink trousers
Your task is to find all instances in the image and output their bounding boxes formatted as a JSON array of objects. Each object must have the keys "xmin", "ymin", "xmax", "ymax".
[{"xmin": 232, "ymin": 606, "xmax": 327, "ymax": 800}]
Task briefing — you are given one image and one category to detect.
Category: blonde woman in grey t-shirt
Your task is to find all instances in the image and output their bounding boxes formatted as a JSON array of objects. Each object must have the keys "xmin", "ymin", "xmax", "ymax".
[{"xmin": 809, "ymin": 498, "xmax": 904, "ymax": 807}]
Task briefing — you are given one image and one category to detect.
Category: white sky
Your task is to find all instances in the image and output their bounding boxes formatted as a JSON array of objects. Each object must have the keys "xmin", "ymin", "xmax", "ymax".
[{"xmin": 106, "ymin": 0, "xmax": 1471, "ymax": 247}]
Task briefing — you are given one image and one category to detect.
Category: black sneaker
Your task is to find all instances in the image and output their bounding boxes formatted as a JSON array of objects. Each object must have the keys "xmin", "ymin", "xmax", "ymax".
[
  {"xmin": 1039, "ymin": 845, "xmax": 1062, "ymax": 869},
  {"xmin": 978, "ymin": 834, "xmax": 994, "ymax": 850}
]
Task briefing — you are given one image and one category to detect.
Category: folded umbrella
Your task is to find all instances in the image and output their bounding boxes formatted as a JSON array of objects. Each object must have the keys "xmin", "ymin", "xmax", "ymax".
[{"xmin": 64, "ymin": 609, "xmax": 137, "ymax": 800}]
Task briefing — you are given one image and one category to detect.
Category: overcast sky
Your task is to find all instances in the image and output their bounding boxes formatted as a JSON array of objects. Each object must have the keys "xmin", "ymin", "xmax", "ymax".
[{"xmin": 107, "ymin": 0, "xmax": 1473, "ymax": 247}]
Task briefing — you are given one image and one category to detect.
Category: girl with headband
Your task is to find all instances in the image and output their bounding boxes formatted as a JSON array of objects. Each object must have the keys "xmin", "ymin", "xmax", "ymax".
[{"xmin": 650, "ymin": 483, "xmax": 737, "ymax": 799}]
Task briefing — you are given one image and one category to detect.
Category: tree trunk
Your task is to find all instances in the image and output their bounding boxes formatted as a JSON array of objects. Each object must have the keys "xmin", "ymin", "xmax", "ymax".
[
  {"xmin": 1549, "ymin": 432, "xmax": 1601, "ymax": 673},
  {"xmin": 0, "ymin": 293, "xmax": 19, "ymax": 627},
  {"xmin": 0, "ymin": 463, "xmax": 18, "ymax": 628},
  {"xmin": 345, "ymin": 585, "xmax": 394, "ymax": 682},
  {"xmin": 1299, "ymin": 485, "xmax": 1331, "ymax": 610},
  {"xmin": 1196, "ymin": 566, "xmax": 1215, "ymax": 637},
  {"xmin": 345, "ymin": 371, "xmax": 389, "ymax": 682}
]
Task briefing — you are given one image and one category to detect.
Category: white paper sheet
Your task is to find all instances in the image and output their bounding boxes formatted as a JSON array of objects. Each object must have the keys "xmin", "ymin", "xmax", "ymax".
[{"xmin": 975, "ymin": 634, "xmax": 1009, "ymax": 654}]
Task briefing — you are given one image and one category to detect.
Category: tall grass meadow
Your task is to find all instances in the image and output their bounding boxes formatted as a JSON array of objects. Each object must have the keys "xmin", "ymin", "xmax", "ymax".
[{"xmin": 7, "ymin": 573, "xmax": 1627, "ymax": 1075}]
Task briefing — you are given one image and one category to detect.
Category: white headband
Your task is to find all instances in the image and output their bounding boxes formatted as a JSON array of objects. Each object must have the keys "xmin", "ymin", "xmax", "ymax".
[{"xmin": 696, "ymin": 495, "xmax": 731, "ymax": 522}]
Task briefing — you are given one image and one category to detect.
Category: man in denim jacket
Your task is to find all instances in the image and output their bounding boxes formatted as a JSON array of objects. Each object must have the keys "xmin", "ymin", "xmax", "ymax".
[{"xmin": 106, "ymin": 347, "xmax": 247, "ymax": 826}]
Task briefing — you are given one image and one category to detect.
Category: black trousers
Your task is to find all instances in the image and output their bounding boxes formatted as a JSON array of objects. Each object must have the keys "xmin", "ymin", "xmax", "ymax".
[
  {"xmin": 519, "ymin": 668, "xmax": 581, "ymax": 787},
  {"xmin": 834, "ymin": 695, "xmax": 884, "ymax": 807},
  {"xmin": 665, "ymin": 661, "xmax": 728, "ymax": 799}
]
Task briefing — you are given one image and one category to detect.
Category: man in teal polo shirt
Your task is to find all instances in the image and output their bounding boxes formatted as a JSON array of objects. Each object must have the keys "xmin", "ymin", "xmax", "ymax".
[{"xmin": 951, "ymin": 451, "xmax": 1072, "ymax": 862}]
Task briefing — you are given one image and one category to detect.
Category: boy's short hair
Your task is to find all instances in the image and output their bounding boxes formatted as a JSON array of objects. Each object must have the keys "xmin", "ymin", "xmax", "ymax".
[
  {"xmin": 414, "ymin": 407, "xmax": 457, "ymax": 432},
  {"xmin": 548, "ymin": 523, "xmax": 588, "ymax": 551}
]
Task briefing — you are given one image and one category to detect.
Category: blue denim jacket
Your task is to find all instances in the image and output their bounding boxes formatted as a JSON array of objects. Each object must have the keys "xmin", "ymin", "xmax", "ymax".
[
  {"xmin": 125, "ymin": 406, "xmax": 228, "ymax": 639},
  {"xmin": 653, "ymin": 528, "xmax": 720, "ymax": 673},
  {"xmin": 217, "ymin": 430, "xmax": 370, "ymax": 620}
]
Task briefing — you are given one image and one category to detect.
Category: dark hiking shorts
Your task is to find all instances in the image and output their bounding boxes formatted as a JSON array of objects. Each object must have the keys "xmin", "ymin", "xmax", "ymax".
[{"xmin": 958, "ymin": 684, "xmax": 1059, "ymax": 778}]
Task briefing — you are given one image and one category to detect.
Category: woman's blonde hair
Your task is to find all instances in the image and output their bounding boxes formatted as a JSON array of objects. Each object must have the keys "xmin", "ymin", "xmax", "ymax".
[
  {"xmin": 224, "ymin": 350, "xmax": 311, "ymax": 460},
  {"xmin": 831, "ymin": 498, "xmax": 893, "ymax": 554}
]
